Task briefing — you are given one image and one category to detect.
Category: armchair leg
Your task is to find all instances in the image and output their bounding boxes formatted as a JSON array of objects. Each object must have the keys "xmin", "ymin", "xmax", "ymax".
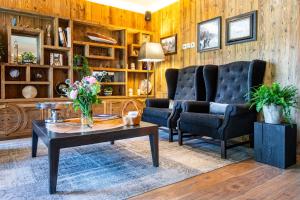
[
  {"xmin": 221, "ymin": 140, "xmax": 227, "ymax": 159},
  {"xmin": 168, "ymin": 128, "xmax": 174, "ymax": 142},
  {"xmin": 249, "ymin": 133, "xmax": 254, "ymax": 148},
  {"xmin": 178, "ymin": 129, "xmax": 183, "ymax": 146}
]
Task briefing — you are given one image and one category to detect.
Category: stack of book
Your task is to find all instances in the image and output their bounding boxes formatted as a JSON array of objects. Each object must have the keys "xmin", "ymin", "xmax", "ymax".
[{"xmin": 58, "ymin": 27, "xmax": 71, "ymax": 47}]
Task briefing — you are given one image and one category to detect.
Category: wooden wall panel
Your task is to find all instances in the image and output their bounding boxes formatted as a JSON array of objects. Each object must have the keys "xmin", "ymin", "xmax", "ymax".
[
  {"xmin": 154, "ymin": 0, "xmax": 300, "ymax": 144},
  {"xmin": 0, "ymin": 0, "xmax": 152, "ymax": 31}
]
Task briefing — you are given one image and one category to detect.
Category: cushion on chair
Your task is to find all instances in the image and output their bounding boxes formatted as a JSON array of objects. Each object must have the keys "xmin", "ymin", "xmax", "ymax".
[
  {"xmin": 180, "ymin": 112, "xmax": 224, "ymax": 129},
  {"xmin": 209, "ymin": 102, "xmax": 228, "ymax": 115},
  {"xmin": 142, "ymin": 107, "xmax": 172, "ymax": 127},
  {"xmin": 143, "ymin": 107, "xmax": 171, "ymax": 119}
]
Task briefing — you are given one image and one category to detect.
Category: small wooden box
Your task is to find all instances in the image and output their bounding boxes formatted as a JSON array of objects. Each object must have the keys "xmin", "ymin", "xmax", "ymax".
[{"xmin": 254, "ymin": 122, "xmax": 297, "ymax": 169}]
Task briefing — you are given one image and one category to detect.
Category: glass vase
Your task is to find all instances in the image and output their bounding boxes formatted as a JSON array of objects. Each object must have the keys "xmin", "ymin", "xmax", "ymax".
[{"xmin": 80, "ymin": 105, "xmax": 93, "ymax": 128}]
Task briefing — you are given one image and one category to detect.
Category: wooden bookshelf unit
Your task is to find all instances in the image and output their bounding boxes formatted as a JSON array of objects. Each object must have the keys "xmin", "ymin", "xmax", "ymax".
[{"xmin": 0, "ymin": 8, "xmax": 154, "ymax": 140}]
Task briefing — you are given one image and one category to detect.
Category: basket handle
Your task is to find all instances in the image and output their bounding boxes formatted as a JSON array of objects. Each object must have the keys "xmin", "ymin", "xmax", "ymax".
[{"xmin": 122, "ymin": 100, "xmax": 141, "ymax": 116}]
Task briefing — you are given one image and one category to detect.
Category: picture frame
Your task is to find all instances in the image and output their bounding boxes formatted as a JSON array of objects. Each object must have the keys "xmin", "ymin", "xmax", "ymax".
[
  {"xmin": 197, "ymin": 16, "xmax": 221, "ymax": 52},
  {"xmin": 160, "ymin": 34, "xmax": 177, "ymax": 55},
  {"xmin": 226, "ymin": 11, "xmax": 257, "ymax": 45}
]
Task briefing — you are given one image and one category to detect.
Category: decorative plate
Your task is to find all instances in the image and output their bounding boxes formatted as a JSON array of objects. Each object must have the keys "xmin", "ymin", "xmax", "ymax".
[
  {"xmin": 9, "ymin": 68, "xmax": 20, "ymax": 79},
  {"xmin": 55, "ymin": 82, "xmax": 68, "ymax": 97},
  {"xmin": 22, "ymin": 86, "xmax": 37, "ymax": 99},
  {"xmin": 139, "ymin": 79, "xmax": 152, "ymax": 95}
]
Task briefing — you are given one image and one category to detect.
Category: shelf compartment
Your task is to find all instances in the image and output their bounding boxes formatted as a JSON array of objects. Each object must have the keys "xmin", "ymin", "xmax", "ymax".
[
  {"xmin": 30, "ymin": 67, "xmax": 49, "ymax": 82},
  {"xmin": 44, "ymin": 49, "xmax": 69, "ymax": 66},
  {"xmin": 4, "ymin": 84, "xmax": 50, "ymax": 99},
  {"xmin": 86, "ymin": 55, "xmax": 114, "ymax": 60},
  {"xmin": 4, "ymin": 66, "xmax": 27, "ymax": 81},
  {"xmin": 53, "ymin": 68, "xmax": 69, "ymax": 98},
  {"xmin": 100, "ymin": 85, "xmax": 126, "ymax": 96}
]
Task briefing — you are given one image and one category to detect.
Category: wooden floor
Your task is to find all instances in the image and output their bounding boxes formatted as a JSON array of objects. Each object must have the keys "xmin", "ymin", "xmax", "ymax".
[{"xmin": 132, "ymin": 156, "xmax": 300, "ymax": 200}]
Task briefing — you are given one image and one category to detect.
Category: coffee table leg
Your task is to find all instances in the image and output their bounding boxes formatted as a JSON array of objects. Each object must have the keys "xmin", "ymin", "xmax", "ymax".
[
  {"xmin": 49, "ymin": 143, "xmax": 60, "ymax": 194},
  {"xmin": 32, "ymin": 130, "xmax": 38, "ymax": 158},
  {"xmin": 149, "ymin": 129, "xmax": 159, "ymax": 167}
]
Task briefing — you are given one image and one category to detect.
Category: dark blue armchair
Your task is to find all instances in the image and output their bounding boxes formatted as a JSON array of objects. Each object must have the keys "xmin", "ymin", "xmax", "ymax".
[
  {"xmin": 178, "ymin": 60, "xmax": 266, "ymax": 158},
  {"xmin": 142, "ymin": 66, "xmax": 207, "ymax": 142}
]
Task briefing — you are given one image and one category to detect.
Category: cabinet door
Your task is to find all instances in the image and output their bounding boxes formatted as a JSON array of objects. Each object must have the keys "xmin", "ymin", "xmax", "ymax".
[{"xmin": 0, "ymin": 104, "xmax": 24, "ymax": 140}]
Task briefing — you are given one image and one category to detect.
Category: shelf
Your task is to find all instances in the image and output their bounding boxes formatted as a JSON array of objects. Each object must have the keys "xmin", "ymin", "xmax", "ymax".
[
  {"xmin": 4, "ymin": 63, "xmax": 50, "ymax": 68},
  {"xmin": 127, "ymin": 69, "xmax": 154, "ymax": 73},
  {"xmin": 43, "ymin": 45, "xmax": 71, "ymax": 51},
  {"xmin": 4, "ymin": 81, "xmax": 50, "ymax": 85},
  {"xmin": 129, "ymin": 95, "xmax": 154, "ymax": 98},
  {"xmin": 91, "ymin": 67, "xmax": 126, "ymax": 72},
  {"xmin": 86, "ymin": 55, "xmax": 114, "ymax": 60},
  {"xmin": 99, "ymin": 82, "xmax": 126, "ymax": 85},
  {"xmin": 73, "ymin": 40, "xmax": 125, "ymax": 49}
]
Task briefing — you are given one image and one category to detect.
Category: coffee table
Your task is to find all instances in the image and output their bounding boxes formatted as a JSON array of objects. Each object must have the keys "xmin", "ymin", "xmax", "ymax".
[{"xmin": 31, "ymin": 120, "xmax": 159, "ymax": 194}]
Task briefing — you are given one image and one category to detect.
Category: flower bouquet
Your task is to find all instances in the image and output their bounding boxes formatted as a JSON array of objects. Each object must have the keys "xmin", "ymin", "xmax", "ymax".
[{"xmin": 65, "ymin": 76, "xmax": 101, "ymax": 127}]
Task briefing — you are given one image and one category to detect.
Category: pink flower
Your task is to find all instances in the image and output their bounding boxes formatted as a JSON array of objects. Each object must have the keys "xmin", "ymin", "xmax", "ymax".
[
  {"xmin": 69, "ymin": 90, "xmax": 78, "ymax": 100},
  {"xmin": 84, "ymin": 76, "xmax": 97, "ymax": 84}
]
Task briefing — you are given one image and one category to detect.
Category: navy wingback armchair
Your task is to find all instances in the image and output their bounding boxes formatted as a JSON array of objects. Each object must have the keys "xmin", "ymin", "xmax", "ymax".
[
  {"xmin": 142, "ymin": 66, "xmax": 207, "ymax": 142},
  {"xmin": 178, "ymin": 60, "xmax": 266, "ymax": 158}
]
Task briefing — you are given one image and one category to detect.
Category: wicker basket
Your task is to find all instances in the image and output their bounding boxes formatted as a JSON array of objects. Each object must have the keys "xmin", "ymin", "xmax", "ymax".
[{"xmin": 122, "ymin": 100, "xmax": 142, "ymax": 126}]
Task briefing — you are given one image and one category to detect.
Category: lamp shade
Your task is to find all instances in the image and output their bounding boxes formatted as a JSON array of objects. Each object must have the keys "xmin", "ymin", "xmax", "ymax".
[{"xmin": 138, "ymin": 42, "xmax": 165, "ymax": 62}]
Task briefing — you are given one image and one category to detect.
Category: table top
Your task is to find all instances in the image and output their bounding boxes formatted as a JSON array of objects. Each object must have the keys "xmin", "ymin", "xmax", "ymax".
[{"xmin": 32, "ymin": 120, "xmax": 158, "ymax": 141}]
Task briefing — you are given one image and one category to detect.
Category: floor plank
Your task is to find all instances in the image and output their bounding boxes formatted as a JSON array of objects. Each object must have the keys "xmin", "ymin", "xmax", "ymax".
[{"xmin": 132, "ymin": 157, "xmax": 300, "ymax": 200}]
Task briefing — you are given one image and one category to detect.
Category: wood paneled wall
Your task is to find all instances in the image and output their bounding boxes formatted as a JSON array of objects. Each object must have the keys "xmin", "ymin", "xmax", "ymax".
[
  {"xmin": 154, "ymin": 0, "xmax": 300, "ymax": 144},
  {"xmin": 0, "ymin": 0, "xmax": 152, "ymax": 31}
]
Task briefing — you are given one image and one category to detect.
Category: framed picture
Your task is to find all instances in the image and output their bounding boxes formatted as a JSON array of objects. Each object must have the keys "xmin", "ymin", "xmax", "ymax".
[
  {"xmin": 160, "ymin": 34, "xmax": 177, "ymax": 55},
  {"xmin": 226, "ymin": 11, "xmax": 257, "ymax": 45},
  {"xmin": 197, "ymin": 17, "xmax": 221, "ymax": 52}
]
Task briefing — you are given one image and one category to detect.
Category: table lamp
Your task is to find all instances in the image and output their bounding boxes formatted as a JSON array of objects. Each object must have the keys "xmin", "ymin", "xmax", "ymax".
[{"xmin": 138, "ymin": 42, "xmax": 165, "ymax": 97}]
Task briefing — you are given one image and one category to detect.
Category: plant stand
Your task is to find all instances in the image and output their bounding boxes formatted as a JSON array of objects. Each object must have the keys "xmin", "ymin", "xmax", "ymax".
[{"xmin": 254, "ymin": 122, "xmax": 297, "ymax": 169}]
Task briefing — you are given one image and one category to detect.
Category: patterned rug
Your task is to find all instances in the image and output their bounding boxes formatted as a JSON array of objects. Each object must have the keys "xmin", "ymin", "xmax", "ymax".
[{"xmin": 0, "ymin": 131, "xmax": 252, "ymax": 200}]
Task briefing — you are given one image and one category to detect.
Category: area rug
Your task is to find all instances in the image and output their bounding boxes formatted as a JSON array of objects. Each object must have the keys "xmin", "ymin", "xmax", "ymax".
[{"xmin": 0, "ymin": 131, "xmax": 252, "ymax": 200}]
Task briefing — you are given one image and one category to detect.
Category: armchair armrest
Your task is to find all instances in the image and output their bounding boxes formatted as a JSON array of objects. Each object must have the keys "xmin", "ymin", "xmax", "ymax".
[
  {"xmin": 225, "ymin": 104, "xmax": 253, "ymax": 116},
  {"xmin": 146, "ymin": 98, "xmax": 169, "ymax": 108},
  {"xmin": 182, "ymin": 101, "xmax": 210, "ymax": 113}
]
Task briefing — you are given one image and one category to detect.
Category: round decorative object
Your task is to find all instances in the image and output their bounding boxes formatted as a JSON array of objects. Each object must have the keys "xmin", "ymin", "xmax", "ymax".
[
  {"xmin": 139, "ymin": 79, "xmax": 152, "ymax": 95},
  {"xmin": 55, "ymin": 82, "xmax": 68, "ymax": 97},
  {"xmin": 22, "ymin": 86, "xmax": 37, "ymax": 99},
  {"xmin": 9, "ymin": 69, "xmax": 20, "ymax": 79}
]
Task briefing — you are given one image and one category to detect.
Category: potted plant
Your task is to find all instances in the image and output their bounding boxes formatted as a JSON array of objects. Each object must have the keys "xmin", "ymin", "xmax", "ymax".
[
  {"xmin": 65, "ymin": 76, "xmax": 101, "ymax": 127},
  {"xmin": 103, "ymin": 86, "xmax": 113, "ymax": 96},
  {"xmin": 250, "ymin": 82, "xmax": 298, "ymax": 124},
  {"xmin": 73, "ymin": 55, "xmax": 91, "ymax": 79},
  {"xmin": 21, "ymin": 52, "xmax": 36, "ymax": 64}
]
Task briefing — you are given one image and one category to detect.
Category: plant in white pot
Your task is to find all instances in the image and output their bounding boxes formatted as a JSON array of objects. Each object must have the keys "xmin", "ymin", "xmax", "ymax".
[{"xmin": 250, "ymin": 83, "xmax": 298, "ymax": 124}]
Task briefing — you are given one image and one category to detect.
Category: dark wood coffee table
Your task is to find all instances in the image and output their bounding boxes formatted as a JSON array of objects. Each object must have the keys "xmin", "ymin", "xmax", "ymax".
[{"xmin": 31, "ymin": 120, "xmax": 159, "ymax": 194}]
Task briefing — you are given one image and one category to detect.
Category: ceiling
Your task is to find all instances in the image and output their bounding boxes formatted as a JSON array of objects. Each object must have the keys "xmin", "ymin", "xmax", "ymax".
[{"xmin": 87, "ymin": 0, "xmax": 178, "ymax": 14}]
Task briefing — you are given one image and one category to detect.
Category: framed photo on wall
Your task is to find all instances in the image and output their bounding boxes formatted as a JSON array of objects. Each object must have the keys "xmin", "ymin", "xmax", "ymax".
[
  {"xmin": 160, "ymin": 34, "xmax": 177, "ymax": 55},
  {"xmin": 226, "ymin": 11, "xmax": 257, "ymax": 45},
  {"xmin": 197, "ymin": 16, "xmax": 221, "ymax": 52}
]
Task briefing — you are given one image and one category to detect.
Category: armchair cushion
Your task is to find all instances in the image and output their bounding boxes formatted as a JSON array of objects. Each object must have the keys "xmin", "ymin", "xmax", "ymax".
[
  {"xmin": 182, "ymin": 101, "xmax": 210, "ymax": 113},
  {"xmin": 143, "ymin": 107, "xmax": 171, "ymax": 119},
  {"xmin": 209, "ymin": 102, "xmax": 228, "ymax": 115},
  {"xmin": 180, "ymin": 112, "xmax": 224, "ymax": 129},
  {"xmin": 146, "ymin": 98, "xmax": 169, "ymax": 108}
]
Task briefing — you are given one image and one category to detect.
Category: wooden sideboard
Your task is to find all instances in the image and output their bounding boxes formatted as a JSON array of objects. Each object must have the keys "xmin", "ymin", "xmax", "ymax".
[{"xmin": 0, "ymin": 98, "xmax": 145, "ymax": 140}]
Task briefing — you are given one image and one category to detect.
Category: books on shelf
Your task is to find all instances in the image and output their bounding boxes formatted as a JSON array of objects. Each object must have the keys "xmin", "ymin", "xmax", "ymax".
[
  {"xmin": 58, "ymin": 27, "xmax": 71, "ymax": 47},
  {"xmin": 50, "ymin": 53, "xmax": 63, "ymax": 66}
]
